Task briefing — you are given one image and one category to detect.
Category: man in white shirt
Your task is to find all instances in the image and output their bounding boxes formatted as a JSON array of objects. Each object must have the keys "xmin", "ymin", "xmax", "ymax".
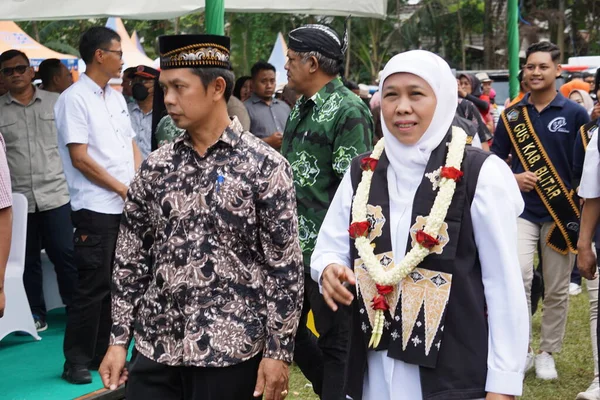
[{"xmin": 54, "ymin": 26, "xmax": 141, "ymax": 385}]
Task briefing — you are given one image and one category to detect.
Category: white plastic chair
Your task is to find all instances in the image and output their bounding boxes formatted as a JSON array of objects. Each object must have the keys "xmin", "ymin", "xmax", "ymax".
[
  {"xmin": 0, "ymin": 193, "xmax": 41, "ymax": 341},
  {"xmin": 41, "ymin": 250, "xmax": 65, "ymax": 311}
]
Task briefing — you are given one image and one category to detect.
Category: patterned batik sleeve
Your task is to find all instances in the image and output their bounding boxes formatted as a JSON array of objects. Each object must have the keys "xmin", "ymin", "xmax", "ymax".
[
  {"xmin": 332, "ymin": 104, "xmax": 374, "ymax": 178},
  {"xmin": 256, "ymin": 155, "xmax": 304, "ymax": 363},
  {"xmin": 110, "ymin": 165, "xmax": 155, "ymax": 348}
]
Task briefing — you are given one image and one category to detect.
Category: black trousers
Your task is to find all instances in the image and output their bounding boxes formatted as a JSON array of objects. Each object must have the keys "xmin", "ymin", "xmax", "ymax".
[
  {"xmin": 126, "ymin": 351, "xmax": 262, "ymax": 400},
  {"xmin": 293, "ymin": 273, "xmax": 351, "ymax": 400},
  {"xmin": 63, "ymin": 209, "xmax": 121, "ymax": 366},
  {"xmin": 24, "ymin": 203, "xmax": 77, "ymax": 319}
]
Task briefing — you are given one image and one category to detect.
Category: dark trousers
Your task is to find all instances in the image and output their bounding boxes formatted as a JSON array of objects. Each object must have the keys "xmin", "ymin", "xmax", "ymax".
[
  {"xmin": 126, "ymin": 351, "xmax": 262, "ymax": 400},
  {"xmin": 24, "ymin": 203, "xmax": 77, "ymax": 320},
  {"xmin": 293, "ymin": 273, "xmax": 351, "ymax": 400},
  {"xmin": 63, "ymin": 209, "xmax": 121, "ymax": 367}
]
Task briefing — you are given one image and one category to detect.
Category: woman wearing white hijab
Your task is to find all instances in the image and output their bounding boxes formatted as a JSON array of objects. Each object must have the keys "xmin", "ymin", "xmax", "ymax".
[{"xmin": 310, "ymin": 50, "xmax": 529, "ymax": 399}]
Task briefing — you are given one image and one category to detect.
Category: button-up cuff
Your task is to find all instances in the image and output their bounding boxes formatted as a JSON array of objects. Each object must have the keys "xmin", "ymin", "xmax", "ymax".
[
  {"xmin": 263, "ymin": 334, "xmax": 294, "ymax": 364},
  {"xmin": 109, "ymin": 323, "xmax": 133, "ymax": 349},
  {"xmin": 485, "ymin": 368, "xmax": 524, "ymax": 396}
]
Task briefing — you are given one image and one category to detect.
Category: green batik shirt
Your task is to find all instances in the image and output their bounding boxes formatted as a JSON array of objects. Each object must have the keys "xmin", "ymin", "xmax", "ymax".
[{"xmin": 282, "ymin": 78, "xmax": 373, "ymax": 269}]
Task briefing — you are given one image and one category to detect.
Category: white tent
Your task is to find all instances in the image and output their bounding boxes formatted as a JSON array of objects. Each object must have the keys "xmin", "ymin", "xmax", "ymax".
[
  {"xmin": 105, "ymin": 17, "xmax": 155, "ymax": 70},
  {"xmin": 268, "ymin": 33, "xmax": 288, "ymax": 90},
  {"xmin": 1, "ymin": 0, "xmax": 387, "ymax": 20}
]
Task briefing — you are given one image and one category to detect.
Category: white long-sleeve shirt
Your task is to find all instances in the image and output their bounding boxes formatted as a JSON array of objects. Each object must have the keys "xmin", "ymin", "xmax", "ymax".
[
  {"xmin": 579, "ymin": 128, "xmax": 600, "ymax": 198},
  {"xmin": 311, "ymin": 155, "xmax": 528, "ymax": 399}
]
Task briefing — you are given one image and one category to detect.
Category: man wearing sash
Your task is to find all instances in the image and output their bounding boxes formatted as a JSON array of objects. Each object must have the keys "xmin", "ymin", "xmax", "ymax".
[{"xmin": 492, "ymin": 41, "xmax": 590, "ymax": 380}]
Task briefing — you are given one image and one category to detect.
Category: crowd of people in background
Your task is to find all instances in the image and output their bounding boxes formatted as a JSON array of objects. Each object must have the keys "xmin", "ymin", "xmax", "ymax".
[{"xmin": 0, "ymin": 21, "xmax": 600, "ymax": 400}]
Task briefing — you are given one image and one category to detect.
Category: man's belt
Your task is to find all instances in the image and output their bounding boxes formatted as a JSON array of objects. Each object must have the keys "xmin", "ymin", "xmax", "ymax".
[
  {"xmin": 503, "ymin": 106, "xmax": 580, "ymax": 254},
  {"xmin": 580, "ymin": 120, "xmax": 599, "ymax": 150}
]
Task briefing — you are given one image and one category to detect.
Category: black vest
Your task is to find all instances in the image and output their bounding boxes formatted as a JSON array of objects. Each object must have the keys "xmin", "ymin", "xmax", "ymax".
[{"xmin": 346, "ymin": 131, "xmax": 490, "ymax": 400}]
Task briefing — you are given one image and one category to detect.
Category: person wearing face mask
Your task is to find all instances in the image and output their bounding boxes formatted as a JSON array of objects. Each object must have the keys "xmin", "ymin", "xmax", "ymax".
[
  {"xmin": 312, "ymin": 50, "xmax": 528, "ymax": 400},
  {"xmin": 128, "ymin": 65, "xmax": 159, "ymax": 160}
]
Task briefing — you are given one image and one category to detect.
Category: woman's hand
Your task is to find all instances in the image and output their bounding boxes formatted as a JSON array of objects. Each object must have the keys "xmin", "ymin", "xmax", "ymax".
[{"xmin": 321, "ymin": 263, "xmax": 356, "ymax": 311}]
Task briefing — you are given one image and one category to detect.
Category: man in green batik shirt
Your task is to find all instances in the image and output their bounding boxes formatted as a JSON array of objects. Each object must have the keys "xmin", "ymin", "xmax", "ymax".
[{"xmin": 282, "ymin": 24, "xmax": 373, "ymax": 400}]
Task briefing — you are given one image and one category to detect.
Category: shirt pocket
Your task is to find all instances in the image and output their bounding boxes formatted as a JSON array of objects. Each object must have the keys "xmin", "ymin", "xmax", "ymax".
[
  {"xmin": 38, "ymin": 111, "xmax": 59, "ymax": 150},
  {"xmin": 73, "ymin": 233, "xmax": 104, "ymax": 270},
  {"xmin": 115, "ymin": 109, "xmax": 135, "ymax": 139}
]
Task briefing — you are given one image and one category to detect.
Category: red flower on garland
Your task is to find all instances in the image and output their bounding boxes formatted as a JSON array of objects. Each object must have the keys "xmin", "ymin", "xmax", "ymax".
[
  {"xmin": 349, "ymin": 221, "xmax": 370, "ymax": 239},
  {"xmin": 376, "ymin": 284, "xmax": 394, "ymax": 296},
  {"xmin": 361, "ymin": 157, "xmax": 379, "ymax": 172},
  {"xmin": 440, "ymin": 166, "xmax": 464, "ymax": 182},
  {"xmin": 416, "ymin": 230, "xmax": 440, "ymax": 249},
  {"xmin": 371, "ymin": 295, "xmax": 390, "ymax": 311}
]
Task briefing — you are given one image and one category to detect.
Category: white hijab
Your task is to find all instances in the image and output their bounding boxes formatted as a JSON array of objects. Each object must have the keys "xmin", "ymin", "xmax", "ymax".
[
  {"xmin": 379, "ymin": 50, "xmax": 458, "ymax": 173},
  {"xmin": 378, "ymin": 51, "xmax": 458, "ymax": 258}
]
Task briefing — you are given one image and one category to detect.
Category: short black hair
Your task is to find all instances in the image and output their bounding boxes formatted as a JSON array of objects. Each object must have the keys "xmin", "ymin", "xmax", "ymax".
[
  {"xmin": 250, "ymin": 61, "xmax": 276, "ymax": 79},
  {"xmin": 233, "ymin": 76, "xmax": 251, "ymax": 99},
  {"xmin": 79, "ymin": 26, "xmax": 121, "ymax": 65},
  {"xmin": 0, "ymin": 49, "xmax": 30, "ymax": 69},
  {"xmin": 525, "ymin": 41, "xmax": 561, "ymax": 64},
  {"xmin": 191, "ymin": 68, "xmax": 235, "ymax": 102},
  {"xmin": 595, "ymin": 68, "xmax": 600, "ymax": 93},
  {"xmin": 38, "ymin": 58, "xmax": 64, "ymax": 87},
  {"xmin": 568, "ymin": 72, "xmax": 583, "ymax": 82}
]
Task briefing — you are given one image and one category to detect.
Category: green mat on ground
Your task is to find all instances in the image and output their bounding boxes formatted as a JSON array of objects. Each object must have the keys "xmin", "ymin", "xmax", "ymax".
[{"xmin": 0, "ymin": 309, "xmax": 106, "ymax": 400}]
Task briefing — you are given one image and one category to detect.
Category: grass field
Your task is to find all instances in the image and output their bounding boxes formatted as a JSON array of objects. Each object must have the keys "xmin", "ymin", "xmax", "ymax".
[{"xmin": 287, "ymin": 280, "xmax": 598, "ymax": 400}]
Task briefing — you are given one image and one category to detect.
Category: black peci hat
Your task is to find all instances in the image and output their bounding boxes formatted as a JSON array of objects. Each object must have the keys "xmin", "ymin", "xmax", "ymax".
[{"xmin": 158, "ymin": 34, "xmax": 231, "ymax": 70}]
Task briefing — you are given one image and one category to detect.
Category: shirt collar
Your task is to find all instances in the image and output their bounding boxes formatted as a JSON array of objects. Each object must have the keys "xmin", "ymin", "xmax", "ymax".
[
  {"xmin": 303, "ymin": 77, "xmax": 343, "ymax": 111},
  {"xmin": 174, "ymin": 116, "xmax": 244, "ymax": 152},
  {"xmin": 520, "ymin": 91, "xmax": 567, "ymax": 109},
  {"xmin": 5, "ymin": 85, "xmax": 43, "ymax": 106},
  {"xmin": 250, "ymin": 93, "xmax": 279, "ymax": 105},
  {"xmin": 130, "ymin": 102, "xmax": 152, "ymax": 115},
  {"xmin": 81, "ymin": 73, "xmax": 112, "ymax": 97}
]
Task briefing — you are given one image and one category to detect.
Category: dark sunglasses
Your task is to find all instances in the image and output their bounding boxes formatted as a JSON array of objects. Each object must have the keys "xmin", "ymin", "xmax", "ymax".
[{"xmin": 1, "ymin": 65, "xmax": 29, "ymax": 77}]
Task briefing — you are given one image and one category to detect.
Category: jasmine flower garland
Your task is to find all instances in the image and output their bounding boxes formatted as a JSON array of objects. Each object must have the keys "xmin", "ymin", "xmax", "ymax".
[{"xmin": 349, "ymin": 127, "xmax": 468, "ymax": 347}]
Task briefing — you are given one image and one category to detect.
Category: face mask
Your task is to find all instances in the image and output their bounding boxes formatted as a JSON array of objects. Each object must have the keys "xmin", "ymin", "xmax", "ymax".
[{"xmin": 132, "ymin": 83, "xmax": 149, "ymax": 101}]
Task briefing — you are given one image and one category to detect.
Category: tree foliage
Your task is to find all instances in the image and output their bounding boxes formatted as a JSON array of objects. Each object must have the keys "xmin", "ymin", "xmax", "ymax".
[{"xmin": 15, "ymin": 0, "xmax": 600, "ymax": 83}]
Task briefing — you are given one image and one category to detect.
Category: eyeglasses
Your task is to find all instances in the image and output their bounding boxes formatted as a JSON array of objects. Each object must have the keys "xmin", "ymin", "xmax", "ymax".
[
  {"xmin": 1, "ymin": 65, "xmax": 29, "ymax": 77},
  {"xmin": 101, "ymin": 49, "xmax": 124, "ymax": 60}
]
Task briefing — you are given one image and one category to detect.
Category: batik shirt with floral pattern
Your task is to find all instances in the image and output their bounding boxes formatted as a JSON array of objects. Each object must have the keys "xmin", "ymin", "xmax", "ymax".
[
  {"xmin": 281, "ymin": 78, "xmax": 373, "ymax": 269},
  {"xmin": 110, "ymin": 117, "xmax": 304, "ymax": 367}
]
